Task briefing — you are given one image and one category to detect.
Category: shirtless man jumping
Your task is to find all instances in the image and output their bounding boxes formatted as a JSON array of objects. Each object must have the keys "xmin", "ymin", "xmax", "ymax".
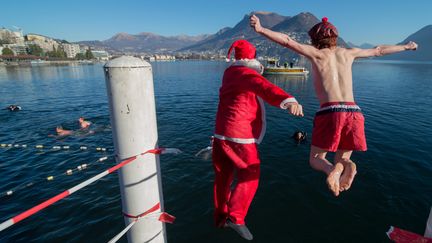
[{"xmin": 250, "ymin": 15, "xmax": 418, "ymax": 196}]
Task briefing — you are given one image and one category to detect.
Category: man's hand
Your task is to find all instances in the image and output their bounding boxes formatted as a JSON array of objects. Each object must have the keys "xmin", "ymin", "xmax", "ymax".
[
  {"xmin": 250, "ymin": 14, "xmax": 263, "ymax": 33},
  {"xmin": 405, "ymin": 41, "xmax": 418, "ymax": 51},
  {"xmin": 286, "ymin": 103, "xmax": 304, "ymax": 117}
]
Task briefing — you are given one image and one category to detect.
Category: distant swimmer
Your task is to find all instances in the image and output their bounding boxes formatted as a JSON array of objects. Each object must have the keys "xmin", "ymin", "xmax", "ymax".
[
  {"xmin": 292, "ymin": 130, "xmax": 307, "ymax": 143},
  {"xmin": 251, "ymin": 14, "xmax": 418, "ymax": 196},
  {"xmin": 56, "ymin": 126, "xmax": 73, "ymax": 136},
  {"xmin": 6, "ymin": 105, "xmax": 21, "ymax": 111},
  {"xmin": 78, "ymin": 117, "xmax": 91, "ymax": 129}
]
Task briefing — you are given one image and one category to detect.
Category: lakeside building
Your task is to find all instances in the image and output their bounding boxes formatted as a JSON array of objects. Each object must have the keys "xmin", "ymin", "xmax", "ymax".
[
  {"xmin": 63, "ymin": 43, "xmax": 80, "ymax": 58},
  {"xmin": 2, "ymin": 44, "xmax": 27, "ymax": 55},
  {"xmin": 91, "ymin": 50, "xmax": 110, "ymax": 61},
  {"xmin": 25, "ymin": 34, "xmax": 59, "ymax": 52},
  {"xmin": 153, "ymin": 54, "xmax": 176, "ymax": 61},
  {"xmin": 0, "ymin": 28, "xmax": 25, "ymax": 45},
  {"xmin": 0, "ymin": 28, "xmax": 26, "ymax": 55}
]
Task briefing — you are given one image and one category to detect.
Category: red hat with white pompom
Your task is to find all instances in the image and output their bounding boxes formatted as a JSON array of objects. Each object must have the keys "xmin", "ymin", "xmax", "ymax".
[
  {"xmin": 308, "ymin": 17, "xmax": 338, "ymax": 40},
  {"xmin": 226, "ymin": 39, "xmax": 256, "ymax": 61}
]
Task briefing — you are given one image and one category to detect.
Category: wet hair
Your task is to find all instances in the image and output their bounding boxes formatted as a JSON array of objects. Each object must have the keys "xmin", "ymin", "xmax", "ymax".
[
  {"xmin": 292, "ymin": 131, "xmax": 307, "ymax": 142},
  {"xmin": 308, "ymin": 17, "xmax": 338, "ymax": 49},
  {"xmin": 310, "ymin": 37, "xmax": 338, "ymax": 49}
]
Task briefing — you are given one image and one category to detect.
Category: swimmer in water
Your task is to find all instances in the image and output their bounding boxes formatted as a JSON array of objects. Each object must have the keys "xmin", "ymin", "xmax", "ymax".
[
  {"xmin": 6, "ymin": 105, "xmax": 22, "ymax": 111},
  {"xmin": 78, "ymin": 117, "xmax": 91, "ymax": 129},
  {"xmin": 292, "ymin": 131, "xmax": 307, "ymax": 143},
  {"xmin": 56, "ymin": 126, "xmax": 73, "ymax": 136}
]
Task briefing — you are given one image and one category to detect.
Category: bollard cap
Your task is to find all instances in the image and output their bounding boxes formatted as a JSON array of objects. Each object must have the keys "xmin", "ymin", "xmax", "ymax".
[{"xmin": 104, "ymin": 56, "xmax": 151, "ymax": 68}]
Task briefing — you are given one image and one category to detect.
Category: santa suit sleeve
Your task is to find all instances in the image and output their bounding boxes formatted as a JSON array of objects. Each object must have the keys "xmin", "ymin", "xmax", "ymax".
[{"xmin": 245, "ymin": 73, "xmax": 298, "ymax": 109}]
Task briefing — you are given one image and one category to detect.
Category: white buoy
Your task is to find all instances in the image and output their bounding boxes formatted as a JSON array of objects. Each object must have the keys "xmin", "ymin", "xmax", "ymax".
[{"xmin": 104, "ymin": 56, "xmax": 166, "ymax": 243}]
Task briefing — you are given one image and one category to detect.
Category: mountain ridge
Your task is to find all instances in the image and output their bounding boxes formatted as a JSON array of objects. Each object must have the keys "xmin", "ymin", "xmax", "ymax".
[{"xmin": 75, "ymin": 12, "xmax": 431, "ymax": 61}]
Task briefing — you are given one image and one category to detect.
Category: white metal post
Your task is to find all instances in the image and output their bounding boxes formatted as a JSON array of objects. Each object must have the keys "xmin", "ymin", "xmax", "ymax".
[{"xmin": 104, "ymin": 56, "xmax": 166, "ymax": 243}]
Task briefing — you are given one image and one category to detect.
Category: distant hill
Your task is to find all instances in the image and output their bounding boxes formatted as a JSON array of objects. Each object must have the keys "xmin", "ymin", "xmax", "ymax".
[
  {"xmin": 182, "ymin": 11, "xmax": 348, "ymax": 60},
  {"xmin": 78, "ymin": 32, "xmax": 209, "ymax": 54},
  {"xmin": 380, "ymin": 25, "xmax": 432, "ymax": 61},
  {"xmin": 181, "ymin": 11, "xmax": 287, "ymax": 53}
]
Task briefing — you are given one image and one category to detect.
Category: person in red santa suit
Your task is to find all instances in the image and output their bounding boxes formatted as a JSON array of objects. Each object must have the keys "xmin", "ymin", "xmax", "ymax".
[{"xmin": 212, "ymin": 39, "xmax": 304, "ymax": 240}]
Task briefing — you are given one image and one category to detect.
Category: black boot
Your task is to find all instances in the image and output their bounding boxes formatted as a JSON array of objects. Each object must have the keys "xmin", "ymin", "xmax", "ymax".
[{"xmin": 225, "ymin": 219, "xmax": 253, "ymax": 241}]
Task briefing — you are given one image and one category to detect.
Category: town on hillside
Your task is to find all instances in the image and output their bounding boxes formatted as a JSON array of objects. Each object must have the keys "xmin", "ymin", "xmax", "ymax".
[
  {"xmin": 0, "ymin": 27, "xmax": 230, "ymax": 67},
  {"xmin": 0, "ymin": 27, "xmax": 191, "ymax": 66}
]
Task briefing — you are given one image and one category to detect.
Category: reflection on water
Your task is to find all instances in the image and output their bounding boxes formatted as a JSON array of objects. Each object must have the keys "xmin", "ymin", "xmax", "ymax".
[
  {"xmin": 265, "ymin": 73, "xmax": 308, "ymax": 92},
  {"xmin": 0, "ymin": 64, "xmax": 97, "ymax": 83}
]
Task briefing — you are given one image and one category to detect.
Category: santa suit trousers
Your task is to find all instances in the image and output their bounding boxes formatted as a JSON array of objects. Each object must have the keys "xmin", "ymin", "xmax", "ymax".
[{"xmin": 212, "ymin": 138, "xmax": 260, "ymax": 226}]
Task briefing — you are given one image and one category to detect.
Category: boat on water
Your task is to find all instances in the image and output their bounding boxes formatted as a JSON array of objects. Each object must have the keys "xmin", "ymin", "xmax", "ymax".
[
  {"xmin": 263, "ymin": 59, "xmax": 309, "ymax": 75},
  {"xmin": 30, "ymin": 59, "xmax": 47, "ymax": 65}
]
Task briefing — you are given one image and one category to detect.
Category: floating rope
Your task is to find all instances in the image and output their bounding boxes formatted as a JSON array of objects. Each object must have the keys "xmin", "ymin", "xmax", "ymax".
[
  {"xmin": 108, "ymin": 203, "xmax": 175, "ymax": 243},
  {"xmin": 0, "ymin": 147, "xmax": 181, "ymax": 232},
  {"xmin": 0, "ymin": 155, "xmax": 113, "ymax": 199},
  {"xmin": 0, "ymin": 143, "xmax": 110, "ymax": 152}
]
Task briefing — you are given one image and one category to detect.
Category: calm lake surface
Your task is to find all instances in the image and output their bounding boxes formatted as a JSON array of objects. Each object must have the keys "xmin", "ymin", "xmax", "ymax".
[{"xmin": 0, "ymin": 60, "xmax": 431, "ymax": 242}]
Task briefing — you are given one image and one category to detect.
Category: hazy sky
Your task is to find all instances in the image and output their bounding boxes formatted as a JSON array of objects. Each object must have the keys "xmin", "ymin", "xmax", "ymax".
[{"xmin": 2, "ymin": 0, "xmax": 431, "ymax": 45}]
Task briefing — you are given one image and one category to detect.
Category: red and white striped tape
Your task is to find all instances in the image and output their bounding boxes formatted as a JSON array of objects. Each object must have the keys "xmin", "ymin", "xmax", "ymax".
[
  {"xmin": 387, "ymin": 226, "xmax": 432, "ymax": 243},
  {"xmin": 0, "ymin": 147, "xmax": 180, "ymax": 232},
  {"xmin": 108, "ymin": 203, "xmax": 175, "ymax": 243}
]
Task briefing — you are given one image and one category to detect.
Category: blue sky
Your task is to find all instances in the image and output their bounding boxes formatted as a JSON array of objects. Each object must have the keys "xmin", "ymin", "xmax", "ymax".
[{"xmin": 2, "ymin": 0, "xmax": 431, "ymax": 45}]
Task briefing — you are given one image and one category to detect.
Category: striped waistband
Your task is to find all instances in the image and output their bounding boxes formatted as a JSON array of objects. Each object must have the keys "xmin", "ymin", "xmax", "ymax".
[
  {"xmin": 320, "ymin": 101, "xmax": 357, "ymax": 108},
  {"xmin": 316, "ymin": 102, "xmax": 361, "ymax": 115}
]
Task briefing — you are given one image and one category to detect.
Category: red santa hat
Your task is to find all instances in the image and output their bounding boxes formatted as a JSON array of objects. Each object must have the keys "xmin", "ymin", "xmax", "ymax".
[
  {"xmin": 308, "ymin": 17, "xmax": 338, "ymax": 40},
  {"xmin": 226, "ymin": 39, "xmax": 256, "ymax": 61}
]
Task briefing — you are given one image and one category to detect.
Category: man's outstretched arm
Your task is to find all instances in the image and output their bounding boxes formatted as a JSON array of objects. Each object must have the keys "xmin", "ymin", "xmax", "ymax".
[
  {"xmin": 350, "ymin": 41, "xmax": 418, "ymax": 58},
  {"xmin": 250, "ymin": 14, "xmax": 320, "ymax": 59}
]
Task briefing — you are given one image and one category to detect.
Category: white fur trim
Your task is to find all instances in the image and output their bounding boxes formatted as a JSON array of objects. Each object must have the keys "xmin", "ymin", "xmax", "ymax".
[
  {"xmin": 231, "ymin": 59, "xmax": 264, "ymax": 74},
  {"xmin": 214, "ymin": 134, "xmax": 257, "ymax": 144},
  {"xmin": 280, "ymin": 98, "xmax": 298, "ymax": 109},
  {"xmin": 256, "ymin": 97, "xmax": 266, "ymax": 144}
]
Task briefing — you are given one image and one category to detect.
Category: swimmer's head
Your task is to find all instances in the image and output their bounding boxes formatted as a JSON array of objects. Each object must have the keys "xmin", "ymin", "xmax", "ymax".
[
  {"xmin": 7, "ymin": 105, "xmax": 21, "ymax": 111},
  {"xmin": 293, "ymin": 131, "xmax": 306, "ymax": 142},
  {"xmin": 308, "ymin": 17, "xmax": 338, "ymax": 49},
  {"xmin": 56, "ymin": 126, "xmax": 63, "ymax": 132},
  {"xmin": 79, "ymin": 117, "xmax": 84, "ymax": 122}
]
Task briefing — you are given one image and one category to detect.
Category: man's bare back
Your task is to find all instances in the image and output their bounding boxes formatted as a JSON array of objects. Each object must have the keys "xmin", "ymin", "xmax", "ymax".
[{"xmin": 309, "ymin": 47, "xmax": 356, "ymax": 104}]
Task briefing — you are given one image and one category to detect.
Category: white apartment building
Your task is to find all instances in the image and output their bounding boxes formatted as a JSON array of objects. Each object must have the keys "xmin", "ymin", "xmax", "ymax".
[
  {"xmin": 91, "ymin": 50, "xmax": 110, "ymax": 61},
  {"xmin": 63, "ymin": 43, "xmax": 80, "ymax": 58}
]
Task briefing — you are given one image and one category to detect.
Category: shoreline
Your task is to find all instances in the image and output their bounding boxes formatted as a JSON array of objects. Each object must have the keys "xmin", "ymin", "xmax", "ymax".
[{"xmin": 0, "ymin": 60, "xmax": 100, "ymax": 67}]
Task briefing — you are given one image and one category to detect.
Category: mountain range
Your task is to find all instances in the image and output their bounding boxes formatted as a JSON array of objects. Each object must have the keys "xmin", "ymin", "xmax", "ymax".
[
  {"xmin": 78, "ymin": 32, "xmax": 210, "ymax": 54},
  {"xmin": 379, "ymin": 25, "xmax": 432, "ymax": 61},
  {"xmin": 78, "ymin": 12, "xmax": 431, "ymax": 61}
]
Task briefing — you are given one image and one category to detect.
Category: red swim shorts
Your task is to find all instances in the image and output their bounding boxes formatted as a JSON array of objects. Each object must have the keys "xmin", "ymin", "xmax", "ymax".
[{"xmin": 311, "ymin": 102, "xmax": 367, "ymax": 152}]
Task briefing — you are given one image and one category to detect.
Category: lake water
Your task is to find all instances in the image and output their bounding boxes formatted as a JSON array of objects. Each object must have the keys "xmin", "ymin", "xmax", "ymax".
[{"xmin": 0, "ymin": 60, "xmax": 431, "ymax": 242}]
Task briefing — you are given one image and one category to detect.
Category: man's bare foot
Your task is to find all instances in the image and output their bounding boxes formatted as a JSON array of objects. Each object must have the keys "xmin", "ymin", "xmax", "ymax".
[
  {"xmin": 339, "ymin": 159, "xmax": 357, "ymax": 191},
  {"xmin": 326, "ymin": 162, "xmax": 344, "ymax": 196}
]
